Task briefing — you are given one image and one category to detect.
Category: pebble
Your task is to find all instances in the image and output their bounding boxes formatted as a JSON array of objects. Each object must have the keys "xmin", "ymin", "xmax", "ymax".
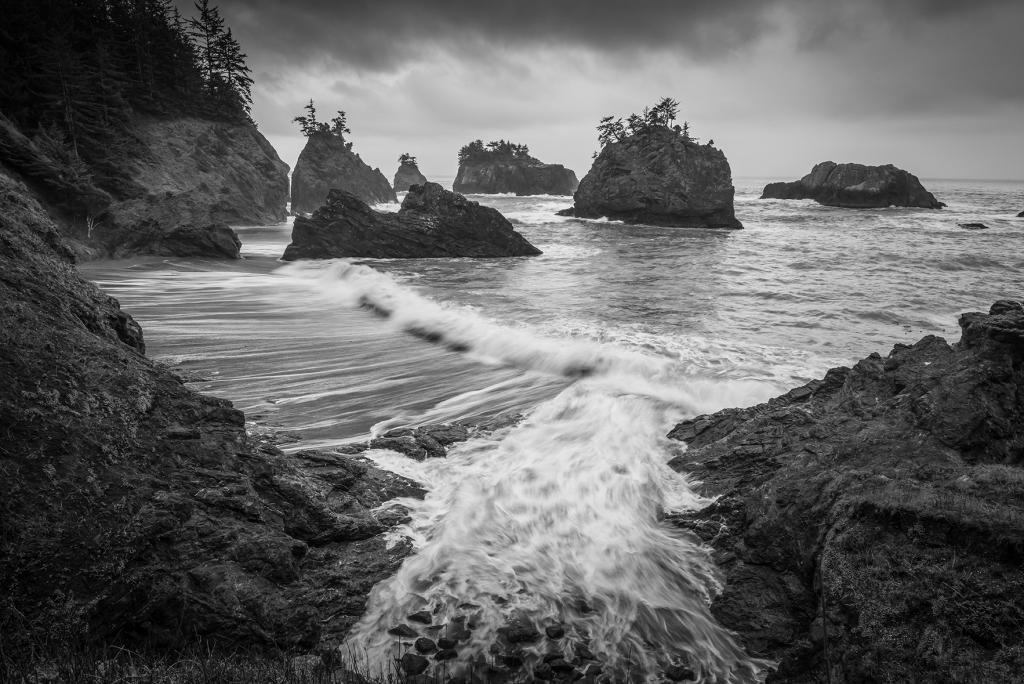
[
  {"xmin": 387, "ymin": 624, "xmax": 417, "ymax": 638},
  {"xmin": 407, "ymin": 610, "xmax": 433, "ymax": 625},
  {"xmin": 399, "ymin": 653, "xmax": 429, "ymax": 675},
  {"xmin": 414, "ymin": 637, "xmax": 436, "ymax": 653}
]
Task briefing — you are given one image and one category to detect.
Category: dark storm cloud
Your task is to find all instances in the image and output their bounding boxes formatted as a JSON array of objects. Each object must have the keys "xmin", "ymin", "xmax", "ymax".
[{"xmin": 202, "ymin": 0, "xmax": 1020, "ymax": 71}]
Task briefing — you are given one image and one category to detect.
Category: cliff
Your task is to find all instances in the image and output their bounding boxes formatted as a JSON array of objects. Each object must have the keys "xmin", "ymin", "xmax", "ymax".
[
  {"xmin": 761, "ymin": 161, "xmax": 945, "ymax": 209},
  {"xmin": 282, "ymin": 182, "xmax": 542, "ymax": 260},
  {"xmin": 0, "ymin": 113, "xmax": 290, "ymax": 259},
  {"xmin": 562, "ymin": 127, "xmax": 742, "ymax": 228},
  {"xmin": 0, "ymin": 168, "xmax": 418, "ymax": 657},
  {"xmin": 393, "ymin": 161, "xmax": 428, "ymax": 192},
  {"xmin": 291, "ymin": 134, "xmax": 396, "ymax": 214},
  {"xmin": 668, "ymin": 301, "xmax": 1024, "ymax": 682},
  {"xmin": 454, "ymin": 157, "xmax": 578, "ymax": 196}
]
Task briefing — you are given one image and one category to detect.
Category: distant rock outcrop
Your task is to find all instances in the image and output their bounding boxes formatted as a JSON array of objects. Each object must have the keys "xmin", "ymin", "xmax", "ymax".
[
  {"xmin": 291, "ymin": 135, "xmax": 396, "ymax": 213},
  {"xmin": 282, "ymin": 182, "xmax": 541, "ymax": 260},
  {"xmin": 761, "ymin": 161, "xmax": 944, "ymax": 209},
  {"xmin": 393, "ymin": 161, "xmax": 428, "ymax": 192},
  {"xmin": 959, "ymin": 222, "xmax": 989, "ymax": 230},
  {"xmin": 561, "ymin": 127, "xmax": 741, "ymax": 228},
  {"xmin": 668, "ymin": 301, "xmax": 1024, "ymax": 682},
  {"xmin": 1017, "ymin": 210, "xmax": 1023, "ymax": 217},
  {"xmin": 454, "ymin": 156, "xmax": 578, "ymax": 196}
]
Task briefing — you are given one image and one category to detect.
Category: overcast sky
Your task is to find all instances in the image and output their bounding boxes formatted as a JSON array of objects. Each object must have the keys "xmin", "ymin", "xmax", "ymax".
[{"xmin": 194, "ymin": 0, "xmax": 1024, "ymax": 182}]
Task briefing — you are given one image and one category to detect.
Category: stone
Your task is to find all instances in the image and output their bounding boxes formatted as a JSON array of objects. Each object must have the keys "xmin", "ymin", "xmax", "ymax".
[
  {"xmin": 281, "ymin": 182, "xmax": 542, "ymax": 260},
  {"xmin": 414, "ymin": 637, "xmax": 436, "ymax": 653},
  {"xmin": 434, "ymin": 648, "xmax": 458, "ymax": 661},
  {"xmin": 393, "ymin": 161, "xmax": 428, "ymax": 192},
  {"xmin": 958, "ymin": 222, "xmax": 989, "ymax": 230},
  {"xmin": 563, "ymin": 126, "xmax": 741, "ymax": 228},
  {"xmin": 387, "ymin": 624, "xmax": 418, "ymax": 639},
  {"xmin": 437, "ymin": 637, "xmax": 457, "ymax": 649},
  {"xmin": 407, "ymin": 610, "xmax": 433, "ymax": 625},
  {"xmin": 760, "ymin": 161, "xmax": 944, "ymax": 208},
  {"xmin": 291, "ymin": 133, "xmax": 396, "ymax": 213},
  {"xmin": 667, "ymin": 301, "xmax": 1024, "ymax": 682},
  {"xmin": 454, "ymin": 153, "xmax": 578, "ymax": 196},
  {"xmin": 1017, "ymin": 210, "xmax": 1024, "ymax": 217},
  {"xmin": 544, "ymin": 624, "xmax": 565, "ymax": 639},
  {"xmin": 400, "ymin": 653, "xmax": 429, "ymax": 676}
]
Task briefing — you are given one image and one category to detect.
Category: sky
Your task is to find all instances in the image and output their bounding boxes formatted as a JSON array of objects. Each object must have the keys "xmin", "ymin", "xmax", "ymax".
[{"xmin": 190, "ymin": 0, "xmax": 1024, "ymax": 182}]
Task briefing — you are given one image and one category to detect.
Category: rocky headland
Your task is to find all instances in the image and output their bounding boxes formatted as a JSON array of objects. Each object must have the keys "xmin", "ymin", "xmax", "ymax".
[
  {"xmin": 561, "ymin": 127, "xmax": 742, "ymax": 228},
  {"xmin": 668, "ymin": 301, "xmax": 1024, "ymax": 682},
  {"xmin": 393, "ymin": 158, "xmax": 428, "ymax": 192},
  {"xmin": 454, "ymin": 145, "xmax": 578, "ymax": 196},
  {"xmin": 761, "ymin": 161, "xmax": 945, "ymax": 209},
  {"xmin": 291, "ymin": 134, "xmax": 397, "ymax": 214},
  {"xmin": 0, "ymin": 167, "xmax": 435, "ymax": 658},
  {"xmin": 282, "ymin": 181, "xmax": 542, "ymax": 260}
]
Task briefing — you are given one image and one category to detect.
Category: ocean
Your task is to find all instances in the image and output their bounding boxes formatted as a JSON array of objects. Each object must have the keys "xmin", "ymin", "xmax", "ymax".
[{"xmin": 80, "ymin": 177, "xmax": 1023, "ymax": 680}]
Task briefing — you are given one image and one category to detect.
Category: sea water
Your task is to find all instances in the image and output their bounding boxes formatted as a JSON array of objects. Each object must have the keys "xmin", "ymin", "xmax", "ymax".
[{"xmin": 81, "ymin": 177, "xmax": 1023, "ymax": 681}]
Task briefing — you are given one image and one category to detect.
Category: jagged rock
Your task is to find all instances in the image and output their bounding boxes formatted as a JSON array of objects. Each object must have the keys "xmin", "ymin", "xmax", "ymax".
[
  {"xmin": 281, "ymin": 182, "xmax": 541, "ymax": 260},
  {"xmin": 454, "ymin": 155, "xmax": 578, "ymax": 196},
  {"xmin": 667, "ymin": 301, "xmax": 1024, "ymax": 682},
  {"xmin": 959, "ymin": 222, "xmax": 989, "ymax": 230},
  {"xmin": 760, "ymin": 161, "xmax": 944, "ymax": 209},
  {"xmin": 291, "ymin": 134, "xmax": 396, "ymax": 213},
  {"xmin": 563, "ymin": 127, "xmax": 741, "ymax": 228},
  {"xmin": 0, "ymin": 170, "xmax": 422, "ymax": 657},
  {"xmin": 393, "ymin": 161, "xmax": 428, "ymax": 192}
]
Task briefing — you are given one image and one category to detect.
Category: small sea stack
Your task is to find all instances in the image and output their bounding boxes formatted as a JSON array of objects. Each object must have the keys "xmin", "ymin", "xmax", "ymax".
[
  {"xmin": 282, "ymin": 181, "xmax": 542, "ymax": 260},
  {"xmin": 454, "ymin": 139, "xmax": 578, "ymax": 196},
  {"xmin": 559, "ymin": 98, "xmax": 742, "ymax": 229},
  {"xmin": 290, "ymin": 102, "xmax": 396, "ymax": 213},
  {"xmin": 393, "ymin": 153, "xmax": 427, "ymax": 192},
  {"xmin": 761, "ymin": 161, "xmax": 944, "ymax": 209}
]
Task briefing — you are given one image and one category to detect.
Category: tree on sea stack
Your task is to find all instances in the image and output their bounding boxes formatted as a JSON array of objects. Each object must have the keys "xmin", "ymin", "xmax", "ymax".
[
  {"xmin": 559, "ymin": 97, "xmax": 741, "ymax": 228},
  {"xmin": 453, "ymin": 139, "xmax": 578, "ymax": 195},
  {"xmin": 393, "ymin": 153, "xmax": 427, "ymax": 192}
]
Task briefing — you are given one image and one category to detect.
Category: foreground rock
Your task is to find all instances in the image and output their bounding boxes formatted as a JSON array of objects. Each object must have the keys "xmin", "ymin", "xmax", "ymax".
[
  {"xmin": 1, "ymin": 114, "xmax": 289, "ymax": 259},
  {"xmin": 393, "ymin": 159, "xmax": 428, "ymax": 192},
  {"xmin": 0, "ymin": 169, "xmax": 420, "ymax": 656},
  {"xmin": 454, "ymin": 154, "xmax": 578, "ymax": 196},
  {"xmin": 291, "ymin": 134, "xmax": 396, "ymax": 214},
  {"xmin": 562, "ymin": 127, "xmax": 742, "ymax": 228},
  {"xmin": 761, "ymin": 161, "xmax": 944, "ymax": 209},
  {"xmin": 668, "ymin": 301, "xmax": 1024, "ymax": 682},
  {"xmin": 282, "ymin": 182, "xmax": 541, "ymax": 260}
]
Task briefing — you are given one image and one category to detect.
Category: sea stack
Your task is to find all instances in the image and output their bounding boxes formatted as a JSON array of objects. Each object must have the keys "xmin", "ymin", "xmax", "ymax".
[
  {"xmin": 453, "ymin": 140, "xmax": 578, "ymax": 196},
  {"xmin": 563, "ymin": 127, "xmax": 742, "ymax": 229},
  {"xmin": 282, "ymin": 182, "xmax": 541, "ymax": 260},
  {"xmin": 761, "ymin": 161, "xmax": 944, "ymax": 209},
  {"xmin": 291, "ymin": 134, "xmax": 396, "ymax": 214},
  {"xmin": 393, "ymin": 154, "xmax": 428, "ymax": 192}
]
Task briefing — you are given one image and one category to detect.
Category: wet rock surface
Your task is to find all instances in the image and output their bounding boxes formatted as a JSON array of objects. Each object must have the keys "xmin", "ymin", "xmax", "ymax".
[
  {"xmin": 563, "ymin": 127, "xmax": 742, "ymax": 228},
  {"xmin": 761, "ymin": 161, "xmax": 944, "ymax": 209},
  {"xmin": 667, "ymin": 301, "xmax": 1024, "ymax": 682},
  {"xmin": 958, "ymin": 222, "xmax": 990, "ymax": 230},
  {"xmin": 454, "ymin": 157, "xmax": 578, "ymax": 196},
  {"xmin": 291, "ymin": 134, "xmax": 396, "ymax": 213},
  {"xmin": 0, "ymin": 170, "xmax": 420, "ymax": 656},
  {"xmin": 282, "ymin": 182, "xmax": 541, "ymax": 260}
]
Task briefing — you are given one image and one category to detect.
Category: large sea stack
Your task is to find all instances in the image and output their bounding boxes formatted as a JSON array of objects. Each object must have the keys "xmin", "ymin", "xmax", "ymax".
[
  {"xmin": 761, "ymin": 161, "xmax": 944, "ymax": 208},
  {"xmin": 393, "ymin": 157, "xmax": 428, "ymax": 192},
  {"xmin": 453, "ymin": 139, "xmax": 578, "ymax": 196},
  {"xmin": 669, "ymin": 301, "xmax": 1024, "ymax": 681},
  {"xmin": 282, "ymin": 182, "xmax": 541, "ymax": 259},
  {"xmin": 0, "ymin": 168, "xmax": 422, "ymax": 656},
  {"xmin": 291, "ymin": 134, "xmax": 396, "ymax": 213},
  {"xmin": 563, "ymin": 127, "xmax": 742, "ymax": 228}
]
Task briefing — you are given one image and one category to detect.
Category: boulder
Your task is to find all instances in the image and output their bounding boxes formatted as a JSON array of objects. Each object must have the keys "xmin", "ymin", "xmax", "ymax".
[
  {"xmin": 291, "ymin": 134, "xmax": 396, "ymax": 213},
  {"xmin": 0, "ymin": 169, "xmax": 423, "ymax": 657},
  {"xmin": 1017, "ymin": 210, "xmax": 1023, "ymax": 217},
  {"xmin": 761, "ymin": 161, "xmax": 944, "ymax": 208},
  {"xmin": 393, "ymin": 162, "xmax": 428, "ymax": 192},
  {"xmin": 281, "ymin": 182, "xmax": 541, "ymax": 260},
  {"xmin": 563, "ymin": 127, "xmax": 741, "ymax": 228},
  {"xmin": 454, "ymin": 156, "xmax": 578, "ymax": 196},
  {"xmin": 667, "ymin": 301, "xmax": 1024, "ymax": 682},
  {"xmin": 958, "ymin": 222, "xmax": 989, "ymax": 230}
]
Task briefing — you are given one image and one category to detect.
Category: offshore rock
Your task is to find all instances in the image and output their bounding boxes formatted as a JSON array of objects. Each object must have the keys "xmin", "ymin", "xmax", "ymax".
[
  {"xmin": 563, "ymin": 127, "xmax": 741, "ymax": 228},
  {"xmin": 282, "ymin": 182, "xmax": 541, "ymax": 260},
  {"xmin": 1017, "ymin": 210, "xmax": 1024, "ymax": 217},
  {"xmin": 454, "ymin": 156, "xmax": 578, "ymax": 196},
  {"xmin": 760, "ymin": 161, "xmax": 944, "ymax": 209},
  {"xmin": 0, "ymin": 169, "xmax": 422, "ymax": 656},
  {"xmin": 668, "ymin": 301, "xmax": 1024, "ymax": 682},
  {"xmin": 958, "ymin": 222, "xmax": 989, "ymax": 230},
  {"xmin": 393, "ymin": 161, "xmax": 428, "ymax": 192},
  {"xmin": 291, "ymin": 134, "xmax": 396, "ymax": 214}
]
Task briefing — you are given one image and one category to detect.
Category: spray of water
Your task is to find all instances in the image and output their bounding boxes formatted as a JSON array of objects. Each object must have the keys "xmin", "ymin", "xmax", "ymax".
[{"xmin": 277, "ymin": 260, "xmax": 774, "ymax": 681}]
